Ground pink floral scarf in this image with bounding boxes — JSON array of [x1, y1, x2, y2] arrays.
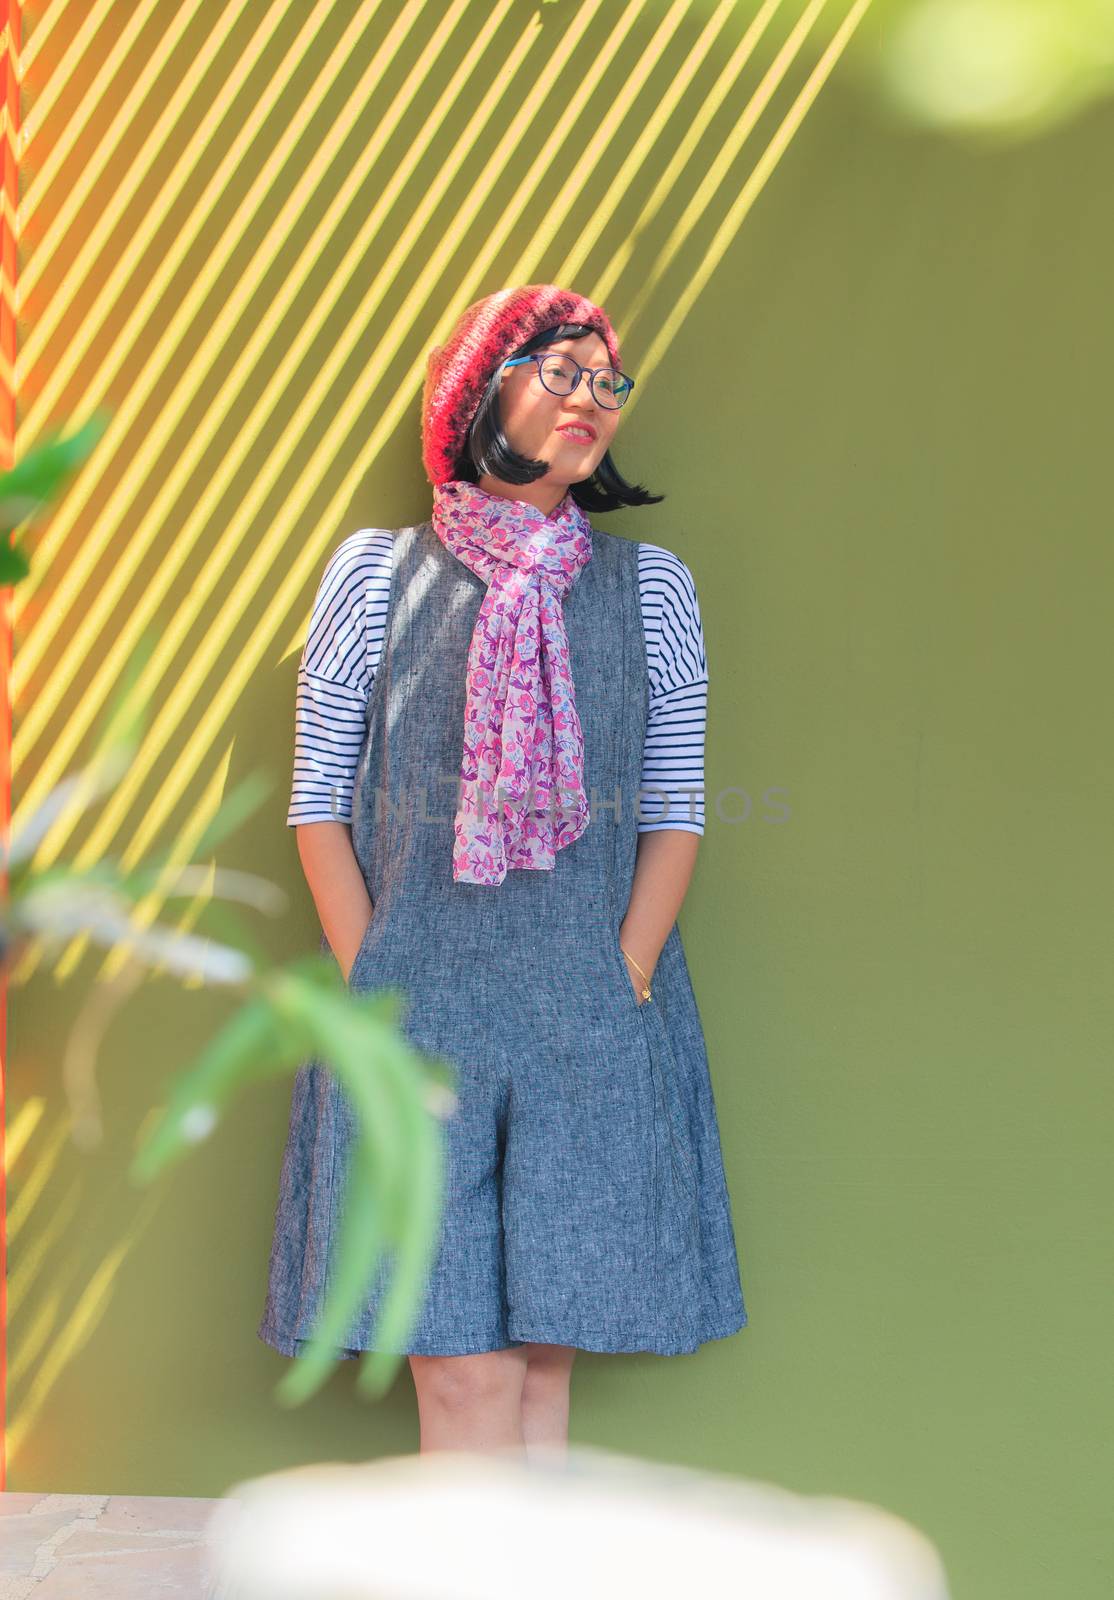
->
[[430, 479, 595, 886]]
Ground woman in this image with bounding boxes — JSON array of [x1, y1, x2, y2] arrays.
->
[[258, 284, 748, 1455]]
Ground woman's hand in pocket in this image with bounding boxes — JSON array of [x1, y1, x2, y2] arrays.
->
[[342, 909, 375, 985], [619, 940, 653, 1007], [295, 825, 377, 985]]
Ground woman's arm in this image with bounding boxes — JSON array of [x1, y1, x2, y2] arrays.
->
[[624, 543, 708, 1001], [620, 829, 700, 1001], [296, 821, 374, 982]]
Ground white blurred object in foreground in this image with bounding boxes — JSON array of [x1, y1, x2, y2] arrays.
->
[[202, 1443, 951, 1600]]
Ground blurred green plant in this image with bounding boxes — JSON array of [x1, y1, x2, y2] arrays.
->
[[1, 415, 453, 1405], [855, 0, 1114, 143], [870, 0, 1114, 140]]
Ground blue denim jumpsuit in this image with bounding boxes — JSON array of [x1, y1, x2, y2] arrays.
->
[[257, 518, 748, 1356]]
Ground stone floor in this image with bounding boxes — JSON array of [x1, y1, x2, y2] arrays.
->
[[0, 1491, 226, 1598]]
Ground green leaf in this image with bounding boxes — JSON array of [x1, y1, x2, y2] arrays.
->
[[129, 998, 283, 1183], [188, 772, 276, 858], [274, 999, 445, 1404], [0, 412, 111, 531], [0, 544, 30, 584]]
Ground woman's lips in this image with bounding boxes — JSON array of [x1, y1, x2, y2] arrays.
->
[[556, 426, 595, 443]]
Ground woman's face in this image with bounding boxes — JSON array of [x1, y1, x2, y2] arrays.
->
[[494, 331, 622, 493]]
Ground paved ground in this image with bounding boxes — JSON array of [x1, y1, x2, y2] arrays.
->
[[0, 1491, 225, 1597]]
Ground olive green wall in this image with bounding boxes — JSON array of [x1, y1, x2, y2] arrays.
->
[[10, 6, 1109, 1596]]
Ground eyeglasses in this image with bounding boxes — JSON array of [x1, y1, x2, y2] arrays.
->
[[502, 352, 635, 409]]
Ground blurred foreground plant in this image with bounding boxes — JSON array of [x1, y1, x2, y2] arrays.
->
[[859, 0, 1114, 143], [2, 417, 453, 1405]]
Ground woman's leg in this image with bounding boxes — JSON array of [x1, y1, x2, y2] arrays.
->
[[520, 1342, 577, 1460], [408, 1348, 530, 1454]]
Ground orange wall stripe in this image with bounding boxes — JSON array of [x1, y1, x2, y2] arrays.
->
[[0, 0, 23, 1498]]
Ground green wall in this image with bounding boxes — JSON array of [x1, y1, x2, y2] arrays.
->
[[10, 6, 1110, 1596]]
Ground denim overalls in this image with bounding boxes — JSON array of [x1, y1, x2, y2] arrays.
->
[[258, 519, 748, 1356]]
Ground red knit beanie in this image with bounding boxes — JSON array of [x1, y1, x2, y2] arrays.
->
[[421, 283, 622, 486]]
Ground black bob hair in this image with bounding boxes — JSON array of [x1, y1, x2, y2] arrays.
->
[[450, 322, 665, 514]]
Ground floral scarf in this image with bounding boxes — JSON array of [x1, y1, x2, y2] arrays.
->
[[430, 479, 595, 886]]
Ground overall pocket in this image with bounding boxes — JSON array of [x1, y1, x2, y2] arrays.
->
[[346, 903, 381, 989], [613, 938, 648, 1010], [612, 938, 697, 1201]]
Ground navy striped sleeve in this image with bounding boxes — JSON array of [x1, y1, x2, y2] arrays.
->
[[636, 542, 708, 836], [285, 531, 393, 826]]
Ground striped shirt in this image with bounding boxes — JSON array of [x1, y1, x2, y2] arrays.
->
[[288, 530, 708, 834]]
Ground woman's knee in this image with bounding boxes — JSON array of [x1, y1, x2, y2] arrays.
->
[[408, 1347, 528, 1410], [523, 1342, 577, 1378]]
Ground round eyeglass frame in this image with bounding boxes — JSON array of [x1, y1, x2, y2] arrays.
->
[[501, 352, 635, 409]]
